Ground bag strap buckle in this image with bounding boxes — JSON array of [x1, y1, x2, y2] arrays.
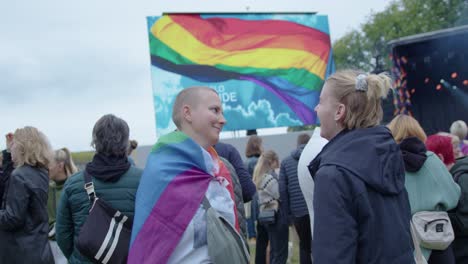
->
[[84, 182, 96, 201]]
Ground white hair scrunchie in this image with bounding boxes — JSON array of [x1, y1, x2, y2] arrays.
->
[[355, 74, 368, 92]]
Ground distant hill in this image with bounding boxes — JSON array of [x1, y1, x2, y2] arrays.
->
[[71, 151, 94, 170]]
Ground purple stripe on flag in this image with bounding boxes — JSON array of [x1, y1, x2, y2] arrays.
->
[[240, 76, 315, 124], [128, 167, 211, 264]]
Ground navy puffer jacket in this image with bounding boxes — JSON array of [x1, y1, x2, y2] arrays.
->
[[279, 144, 309, 219]]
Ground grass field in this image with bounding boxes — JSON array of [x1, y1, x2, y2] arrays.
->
[[248, 226, 301, 264], [71, 151, 94, 164]]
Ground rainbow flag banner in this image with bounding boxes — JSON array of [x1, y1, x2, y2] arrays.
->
[[147, 14, 334, 135]]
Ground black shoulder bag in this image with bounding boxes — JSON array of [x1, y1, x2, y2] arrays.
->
[[76, 171, 133, 264]]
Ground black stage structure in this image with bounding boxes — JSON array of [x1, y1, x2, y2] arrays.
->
[[387, 25, 468, 134]]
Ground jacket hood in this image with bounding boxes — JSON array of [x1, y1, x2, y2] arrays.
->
[[399, 137, 427, 172], [310, 126, 405, 195], [85, 152, 130, 182], [291, 144, 306, 161]]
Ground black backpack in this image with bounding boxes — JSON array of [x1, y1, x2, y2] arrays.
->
[[450, 156, 468, 235]]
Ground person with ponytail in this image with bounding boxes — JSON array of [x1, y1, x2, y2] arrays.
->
[[309, 70, 413, 263], [253, 150, 289, 264], [48, 147, 78, 263]]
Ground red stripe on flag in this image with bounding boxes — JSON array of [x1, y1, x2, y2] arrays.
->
[[170, 14, 331, 62]]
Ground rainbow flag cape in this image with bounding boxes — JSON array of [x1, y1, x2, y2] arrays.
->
[[149, 14, 333, 124], [128, 131, 238, 263]]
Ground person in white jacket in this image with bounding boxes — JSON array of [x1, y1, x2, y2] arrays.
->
[[297, 128, 327, 240]]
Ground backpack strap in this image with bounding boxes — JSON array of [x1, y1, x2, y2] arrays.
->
[[410, 221, 428, 264], [83, 171, 96, 204]]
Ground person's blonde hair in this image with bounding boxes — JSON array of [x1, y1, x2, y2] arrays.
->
[[326, 70, 392, 130], [172, 87, 218, 129], [252, 150, 278, 188], [450, 120, 467, 142], [387, 114, 427, 144], [13, 126, 53, 169], [54, 148, 78, 177]]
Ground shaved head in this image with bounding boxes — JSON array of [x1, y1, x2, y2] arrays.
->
[[172, 87, 218, 129]]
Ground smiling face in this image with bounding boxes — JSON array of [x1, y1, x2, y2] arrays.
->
[[184, 89, 226, 149], [314, 82, 344, 140]]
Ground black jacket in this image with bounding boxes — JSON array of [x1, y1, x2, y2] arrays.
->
[[0, 150, 14, 203], [310, 126, 414, 264], [0, 165, 53, 264], [450, 156, 468, 263]]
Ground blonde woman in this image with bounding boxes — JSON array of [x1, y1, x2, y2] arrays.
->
[[48, 147, 78, 264], [245, 135, 270, 262], [388, 115, 460, 263], [0, 127, 54, 263], [254, 150, 288, 264], [310, 70, 413, 263]]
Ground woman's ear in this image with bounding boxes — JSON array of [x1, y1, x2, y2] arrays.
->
[[334, 103, 346, 122]]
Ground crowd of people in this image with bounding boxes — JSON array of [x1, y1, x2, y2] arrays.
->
[[0, 70, 467, 264]]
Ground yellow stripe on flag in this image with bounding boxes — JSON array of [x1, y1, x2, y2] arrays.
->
[[152, 16, 328, 79]]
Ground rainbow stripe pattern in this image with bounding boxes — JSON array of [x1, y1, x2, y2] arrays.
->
[[128, 131, 237, 263], [148, 14, 334, 125]]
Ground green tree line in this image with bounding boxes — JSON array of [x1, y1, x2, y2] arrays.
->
[[333, 0, 468, 71], [288, 0, 467, 132]]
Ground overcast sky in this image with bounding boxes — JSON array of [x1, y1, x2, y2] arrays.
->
[[0, 0, 391, 151]]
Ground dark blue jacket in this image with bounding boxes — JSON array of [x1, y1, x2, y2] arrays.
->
[[279, 144, 309, 219], [245, 156, 259, 177], [215, 142, 256, 202], [310, 126, 414, 264]]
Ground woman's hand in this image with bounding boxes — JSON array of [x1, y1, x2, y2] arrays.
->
[[5, 133, 13, 151]]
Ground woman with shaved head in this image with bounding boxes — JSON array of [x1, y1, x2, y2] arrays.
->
[[129, 87, 249, 264]]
